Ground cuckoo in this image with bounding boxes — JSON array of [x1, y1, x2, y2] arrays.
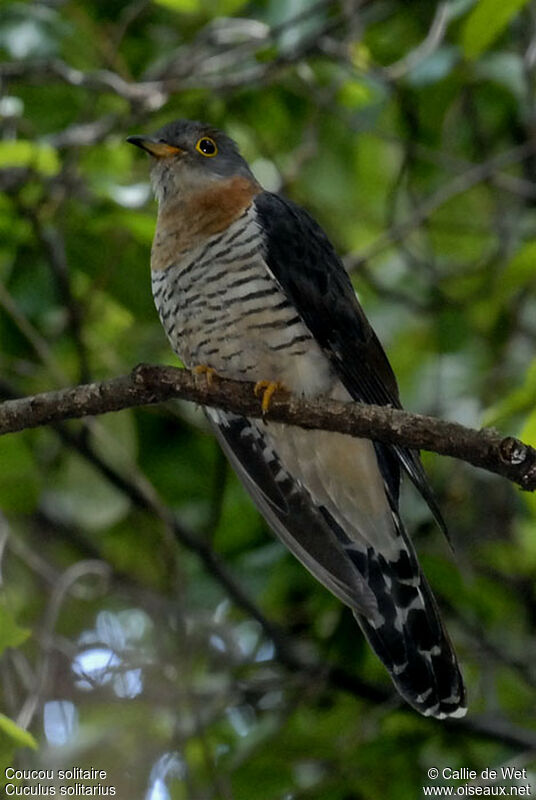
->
[[127, 119, 466, 719]]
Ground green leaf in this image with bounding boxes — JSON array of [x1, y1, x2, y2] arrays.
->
[[0, 605, 30, 655], [44, 448, 130, 532], [154, 0, 247, 12], [483, 358, 536, 426], [520, 411, 536, 447], [43, 412, 137, 531], [519, 408, 536, 517], [153, 0, 202, 11], [462, 0, 531, 60], [337, 79, 374, 110], [0, 436, 41, 512], [0, 141, 59, 176], [0, 715, 37, 750], [500, 241, 536, 295]]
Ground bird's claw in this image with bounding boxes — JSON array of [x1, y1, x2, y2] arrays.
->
[[193, 364, 218, 387], [254, 380, 286, 414]]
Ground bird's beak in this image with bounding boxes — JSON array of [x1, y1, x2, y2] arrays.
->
[[126, 136, 184, 158]]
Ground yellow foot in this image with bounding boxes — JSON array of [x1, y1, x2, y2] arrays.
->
[[193, 364, 218, 387], [254, 380, 286, 413]]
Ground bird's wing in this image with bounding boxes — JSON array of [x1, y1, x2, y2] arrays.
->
[[254, 191, 447, 537], [206, 408, 378, 616]]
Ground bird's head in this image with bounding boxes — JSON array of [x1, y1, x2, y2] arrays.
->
[[127, 119, 257, 205]]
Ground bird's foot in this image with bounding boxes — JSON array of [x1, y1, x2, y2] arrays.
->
[[254, 380, 286, 413], [193, 364, 218, 387]]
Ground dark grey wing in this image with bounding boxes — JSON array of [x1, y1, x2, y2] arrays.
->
[[255, 191, 447, 537], [205, 408, 378, 615]]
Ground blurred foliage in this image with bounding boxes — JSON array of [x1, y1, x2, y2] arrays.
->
[[1, 0, 536, 798]]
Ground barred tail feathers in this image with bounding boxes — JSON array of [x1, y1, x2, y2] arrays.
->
[[348, 540, 466, 719]]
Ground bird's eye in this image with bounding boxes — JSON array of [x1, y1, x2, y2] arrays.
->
[[195, 137, 218, 157]]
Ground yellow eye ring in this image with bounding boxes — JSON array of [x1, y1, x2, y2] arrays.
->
[[195, 137, 218, 157]]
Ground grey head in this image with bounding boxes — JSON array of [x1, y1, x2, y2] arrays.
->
[[127, 119, 257, 205]]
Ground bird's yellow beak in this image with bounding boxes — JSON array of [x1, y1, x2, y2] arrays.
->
[[127, 136, 184, 158]]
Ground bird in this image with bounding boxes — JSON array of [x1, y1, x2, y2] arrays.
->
[[127, 119, 466, 719]]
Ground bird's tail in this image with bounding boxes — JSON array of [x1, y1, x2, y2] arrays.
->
[[348, 536, 466, 719]]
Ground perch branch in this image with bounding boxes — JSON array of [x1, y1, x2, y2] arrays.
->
[[0, 364, 535, 491]]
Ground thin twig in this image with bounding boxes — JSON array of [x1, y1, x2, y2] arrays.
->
[[0, 282, 67, 386], [20, 207, 90, 383], [383, 2, 451, 80], [345, 143, 536, 268], [16, 560, 111, 731]]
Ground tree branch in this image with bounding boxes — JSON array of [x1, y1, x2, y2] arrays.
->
[[0, 364, 535, 491]]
